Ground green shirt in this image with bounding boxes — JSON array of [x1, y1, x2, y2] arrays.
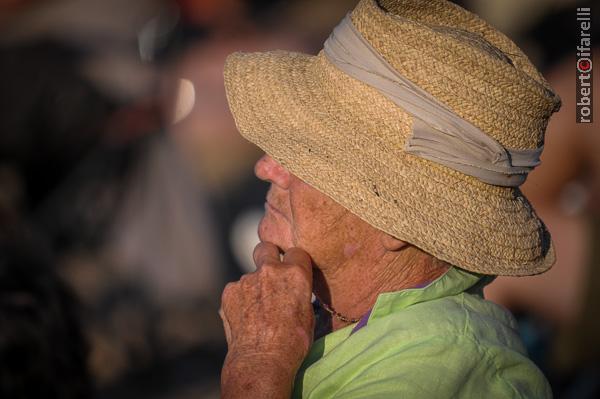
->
[[293, 267, 552, 398]]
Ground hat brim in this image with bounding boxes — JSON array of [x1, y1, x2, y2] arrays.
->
[[224, 50, 555, 276]]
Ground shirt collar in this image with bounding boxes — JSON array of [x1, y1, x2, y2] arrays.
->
[[367, 266, 495, 324]]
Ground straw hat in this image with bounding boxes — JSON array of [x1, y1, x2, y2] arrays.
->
[[223, 0, 561, 276]]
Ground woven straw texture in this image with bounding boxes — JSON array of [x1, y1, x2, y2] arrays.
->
[[223, 0, 561, 276]]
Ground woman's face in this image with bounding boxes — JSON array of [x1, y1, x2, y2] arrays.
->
[[254, 154, 377, 268]]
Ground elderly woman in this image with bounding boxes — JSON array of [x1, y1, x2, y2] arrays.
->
[[219, 0, 561, 397]]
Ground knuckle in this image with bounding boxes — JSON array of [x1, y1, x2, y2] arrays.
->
[[251, 244, 262, 262], [221, 282, 237, 303], [239, 272, 257, 287], [258, 263, 277, 276], [288, 265, 307, 280], [286, 247, 311, 263]]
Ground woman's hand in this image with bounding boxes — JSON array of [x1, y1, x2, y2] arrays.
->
[[220, 242, 315, 398]]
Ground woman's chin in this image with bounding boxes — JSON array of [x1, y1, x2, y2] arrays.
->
[[258, 220, 292, 251]]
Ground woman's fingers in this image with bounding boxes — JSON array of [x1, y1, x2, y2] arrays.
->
[[282, 247, 313, 281], [253, 241, 281, 269]]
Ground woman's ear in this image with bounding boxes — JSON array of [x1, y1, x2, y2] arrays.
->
[[380, 233, 408, 251]]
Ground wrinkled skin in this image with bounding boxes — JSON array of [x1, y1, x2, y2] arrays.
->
[[219, 155, 448, 398], [220, 242, 314, 398], [220, 155, 328, 398]]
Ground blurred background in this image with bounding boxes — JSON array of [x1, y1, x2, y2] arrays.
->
[[0, 0, 597, 398]]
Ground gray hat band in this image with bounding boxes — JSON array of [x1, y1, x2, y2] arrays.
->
[[323, 14, 542, 187]]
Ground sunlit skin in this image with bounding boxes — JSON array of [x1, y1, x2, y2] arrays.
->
[[255, 154, 374, 275], [220, 154, 450, 398]]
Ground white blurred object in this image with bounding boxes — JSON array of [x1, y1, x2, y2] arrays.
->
[[172, 78, 196, 125], [230, 208, 262, 273]]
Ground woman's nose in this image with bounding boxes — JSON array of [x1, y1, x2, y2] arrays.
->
[[254, 154, 291, 189]]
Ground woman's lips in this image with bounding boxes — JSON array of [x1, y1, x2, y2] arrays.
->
[[265, 201, 281, 214], [265, 201, 289, 222]]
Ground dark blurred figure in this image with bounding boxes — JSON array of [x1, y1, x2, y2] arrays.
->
[[0, 233, 91, 399], [0, 1, 225, 397]]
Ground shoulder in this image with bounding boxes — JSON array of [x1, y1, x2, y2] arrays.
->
[[300, 294, 552, 398]]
